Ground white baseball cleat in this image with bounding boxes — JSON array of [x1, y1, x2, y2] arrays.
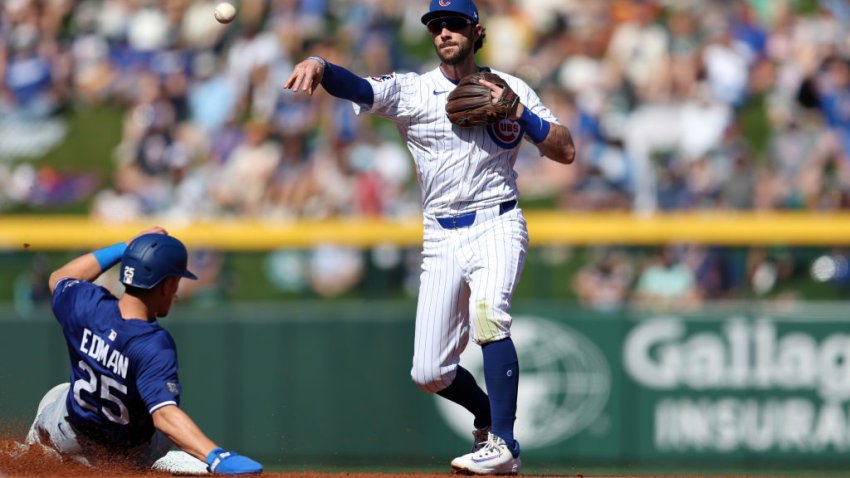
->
[[451, 433, 521, 475], [471, 426, 491, 452]]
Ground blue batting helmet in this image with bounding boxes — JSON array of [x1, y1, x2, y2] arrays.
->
[[120, 234, 198, 289]]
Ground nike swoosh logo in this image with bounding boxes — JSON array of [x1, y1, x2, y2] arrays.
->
[[433, 90, 449, 95], [472, 455, 502, 463]]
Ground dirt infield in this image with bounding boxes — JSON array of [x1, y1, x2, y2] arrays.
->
[[0, 440, 685, 478], [0, 440, 455, 478], [3, 439, 825, 478], [0, 439, 573, 478], [0, 438, 500, 478], [0, 439, 142, 477]]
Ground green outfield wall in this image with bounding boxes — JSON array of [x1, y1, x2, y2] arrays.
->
[[3, 301, 850, 468]]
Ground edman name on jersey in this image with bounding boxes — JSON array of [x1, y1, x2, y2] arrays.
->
[[80, 328, 129, 379]]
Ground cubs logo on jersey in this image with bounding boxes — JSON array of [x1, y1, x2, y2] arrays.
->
[[487, 119, 524, 149]]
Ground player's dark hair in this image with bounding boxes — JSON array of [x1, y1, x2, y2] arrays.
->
[[474, 25, 486, 53], [123, 284, 149, 297], [124, 279, 170, 298]]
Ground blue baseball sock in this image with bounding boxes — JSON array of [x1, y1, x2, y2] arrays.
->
[[437, 366, 491, 429], [482, 338, 519, 456]]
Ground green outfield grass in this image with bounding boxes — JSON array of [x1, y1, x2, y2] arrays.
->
[[4, 104, 123, 215]]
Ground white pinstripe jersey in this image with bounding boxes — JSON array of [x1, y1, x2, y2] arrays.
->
[[352, 66, 558, 217]]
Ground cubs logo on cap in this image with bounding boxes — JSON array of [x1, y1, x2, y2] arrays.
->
[[421, 0, 479, 25]]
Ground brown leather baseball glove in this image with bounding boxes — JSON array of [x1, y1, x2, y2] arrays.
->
[[445, 71, 520, 127]]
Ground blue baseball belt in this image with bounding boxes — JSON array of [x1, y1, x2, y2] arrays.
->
[[436, 200, 517, 229]]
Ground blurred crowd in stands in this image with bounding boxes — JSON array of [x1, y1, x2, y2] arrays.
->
[[5, 0, 850, 307]]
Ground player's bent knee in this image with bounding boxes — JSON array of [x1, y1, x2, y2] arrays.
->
[[474, 331, 511, 345], [470, 299, 512, 344], [410, 369, 451, 393], [471, 316, 511, 344], [36, 383, 70, 416]]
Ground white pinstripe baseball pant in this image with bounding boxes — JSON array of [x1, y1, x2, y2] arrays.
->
[[411, 205, 528, 393]]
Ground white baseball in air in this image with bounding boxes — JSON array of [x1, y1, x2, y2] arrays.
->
[[214, 2, 236, 24]]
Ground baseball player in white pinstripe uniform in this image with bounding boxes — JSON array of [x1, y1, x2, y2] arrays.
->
[[285, 0, 575, 474]]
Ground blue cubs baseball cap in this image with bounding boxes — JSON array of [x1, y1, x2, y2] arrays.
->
[[120, 234, 198, 289], [421, 0, 480, 25]]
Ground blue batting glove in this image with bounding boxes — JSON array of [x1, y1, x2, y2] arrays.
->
[[205, 448, 263, 475]]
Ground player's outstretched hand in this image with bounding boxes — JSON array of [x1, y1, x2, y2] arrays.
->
[[205, 448, 263, 475], [283, 57, 325, 96]]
